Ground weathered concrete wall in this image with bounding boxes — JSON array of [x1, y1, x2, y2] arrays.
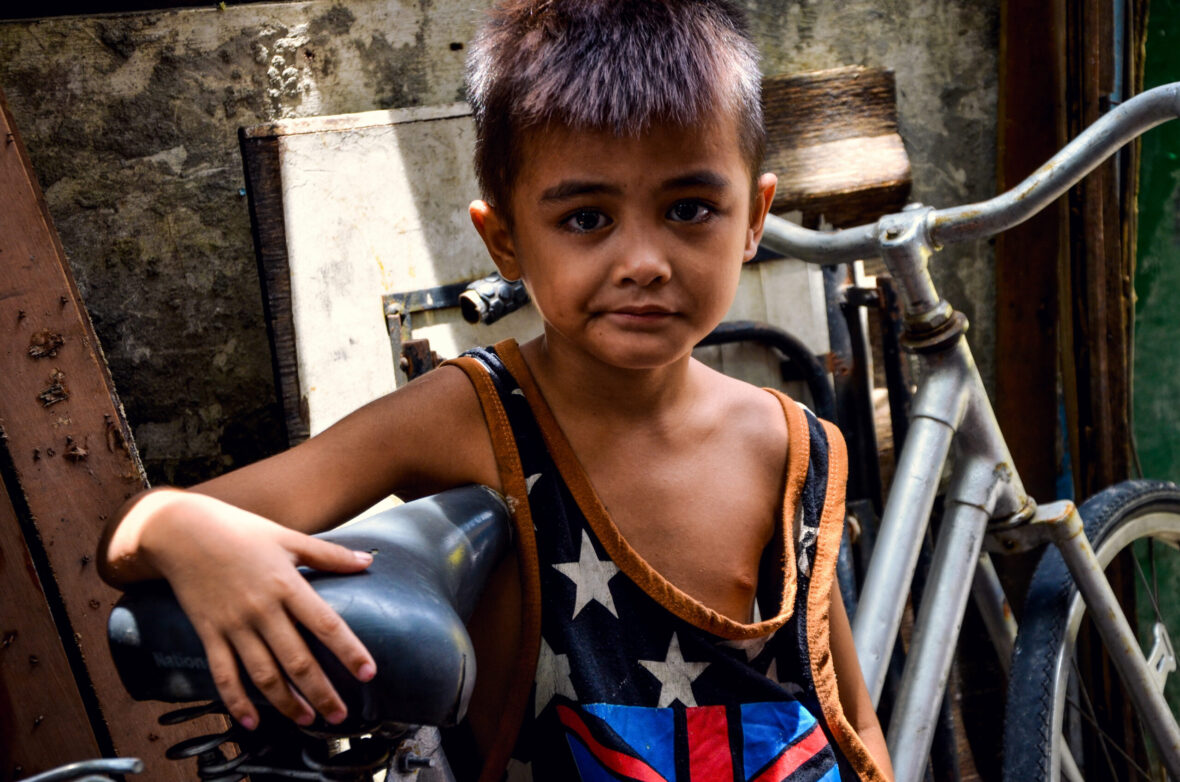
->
[[0, 0, 998, 485]]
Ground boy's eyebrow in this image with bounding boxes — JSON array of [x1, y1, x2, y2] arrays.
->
[[539, 180, 623, 202], [661, 170, 731, 190]]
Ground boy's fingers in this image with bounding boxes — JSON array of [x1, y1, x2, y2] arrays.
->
[[229, 628, 316, 726], [291, 535, 373, 573], [287, 583, 377, 684], [203, 636, 258, 730], [256, 609, 347, 724]]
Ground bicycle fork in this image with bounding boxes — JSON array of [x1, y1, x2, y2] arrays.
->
[[991, 501, 1180, 779]]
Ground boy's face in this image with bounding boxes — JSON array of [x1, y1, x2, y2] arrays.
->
[[470, 111, 777, 371]]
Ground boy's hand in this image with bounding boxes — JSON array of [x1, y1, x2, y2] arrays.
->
[[134, 491, 377, 729]]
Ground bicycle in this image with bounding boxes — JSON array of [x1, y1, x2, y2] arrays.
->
[[106, 82, 1180, 782], [757, 80, 1180, 782]]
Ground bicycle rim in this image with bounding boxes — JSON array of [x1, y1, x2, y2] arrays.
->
[[1004, 480, 1180, 782]]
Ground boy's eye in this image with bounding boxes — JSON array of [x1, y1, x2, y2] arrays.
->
[[562, 209, 611, 233], [667, 200, 713, 223]]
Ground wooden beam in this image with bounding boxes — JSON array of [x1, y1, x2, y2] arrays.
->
[[0, 85, 220, 778], [995, 0, 1066, 501], [0, 476, 102, 778], [763, 67, 911, 227], [1062, 0, 1135, 498]]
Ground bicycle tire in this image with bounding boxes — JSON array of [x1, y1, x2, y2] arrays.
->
[[1003, 479, 1180, 781]]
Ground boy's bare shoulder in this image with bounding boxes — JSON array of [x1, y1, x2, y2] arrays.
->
[[694, 361, 791, 456]]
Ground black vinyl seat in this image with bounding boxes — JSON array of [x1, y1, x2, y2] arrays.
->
[[107, 484, 511, 735]]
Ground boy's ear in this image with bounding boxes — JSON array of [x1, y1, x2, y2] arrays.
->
[[743, 172, 779, 263], [469, 200, 522, 281]]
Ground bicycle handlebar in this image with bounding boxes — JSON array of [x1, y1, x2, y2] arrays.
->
[[760, 81, 1180, 264]]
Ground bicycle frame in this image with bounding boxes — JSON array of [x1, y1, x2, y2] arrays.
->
[[759, 81, 1180, 782]]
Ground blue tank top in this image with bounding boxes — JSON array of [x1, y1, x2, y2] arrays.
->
[[447, 341, 885, 782]]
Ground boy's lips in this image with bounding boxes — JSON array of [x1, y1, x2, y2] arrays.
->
[[609, 305, 675, 316]]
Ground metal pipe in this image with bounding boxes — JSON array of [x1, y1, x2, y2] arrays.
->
[[853, 415, 957, 703], [929, 82, 1180, 245], [1045, 501, 1180, 777], [759, 215, 877, 265], [887, 497, 993, 782], [18, 759, 144, 782], [970, 552, 1017, 674]]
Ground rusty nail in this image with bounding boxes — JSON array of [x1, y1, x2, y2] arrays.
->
[[46, 448, 55, 457], [17, 309, 25, 320], [148, 733, 160, 742], [79, 554, 91, 568], [32, 448, 39, 461], [88, 599, 101, 610], [28, 654, 38, 667], [59, 295, 67, 307], [5, 132, 13, 145], [32, 715, 43, 729], [1, 630, 16, 649]]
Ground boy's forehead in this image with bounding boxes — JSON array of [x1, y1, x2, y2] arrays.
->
[[516, 112, 748, 187]]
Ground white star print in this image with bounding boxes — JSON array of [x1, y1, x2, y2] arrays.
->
[[764, 658, 805, 697], [639, 632, 710, 708], [797, 524, 818, 576], [534, 637, 577, 716], [722, 633, 773, 662], [505, 758, 532, 781], [526, 473, 542, 494], [553, 531, 620, 618]]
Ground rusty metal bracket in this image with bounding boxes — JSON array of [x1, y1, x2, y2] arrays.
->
[[984, 498, 1061, 554], [399, 339, 442, 381]]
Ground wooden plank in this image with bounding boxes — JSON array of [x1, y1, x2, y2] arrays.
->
[[0, 476, 103, 778], [0, 85, 220, 779], [763, 67, 911, 227], [994, 0, 1066, 501], [1061, 0, 1134, 498], [241, 132, 308, 446]]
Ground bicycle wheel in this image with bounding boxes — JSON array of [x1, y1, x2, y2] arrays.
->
[[1003, 479, 1180, 781]]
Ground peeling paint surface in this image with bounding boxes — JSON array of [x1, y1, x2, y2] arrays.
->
[[0, 0, 997, 484]]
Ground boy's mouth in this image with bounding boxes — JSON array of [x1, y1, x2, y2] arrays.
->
[[611, 305, 674, 317]]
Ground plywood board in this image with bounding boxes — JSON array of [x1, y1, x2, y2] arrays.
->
[[0, 85, 219, 779]]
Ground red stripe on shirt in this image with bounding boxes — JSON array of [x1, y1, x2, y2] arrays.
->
[[686, 705, 735, 780], [749, 724, 831, 782], [556, 704, 670, 782]]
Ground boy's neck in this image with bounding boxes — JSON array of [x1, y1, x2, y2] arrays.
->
[[519, 335, 699, 424]]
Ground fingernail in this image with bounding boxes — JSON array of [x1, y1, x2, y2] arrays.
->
[[357, 662, 376, 681], [327, 708, 347, 725], [353, 550, 373, 565], [239, 714, 257, 731]]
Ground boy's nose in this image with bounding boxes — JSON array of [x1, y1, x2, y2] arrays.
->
[[614, 240, 672, 287]]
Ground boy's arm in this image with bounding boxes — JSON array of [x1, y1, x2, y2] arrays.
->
[[99, 364, 501, 730], [830, 583, 896, 781]]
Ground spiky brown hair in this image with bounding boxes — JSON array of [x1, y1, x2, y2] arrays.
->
[[466, 0, 765, 219]]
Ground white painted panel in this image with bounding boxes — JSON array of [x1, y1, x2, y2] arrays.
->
[[276, 104, 541, 435]]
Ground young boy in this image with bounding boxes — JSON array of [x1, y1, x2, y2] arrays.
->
[[100, 1, 893, 779]]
